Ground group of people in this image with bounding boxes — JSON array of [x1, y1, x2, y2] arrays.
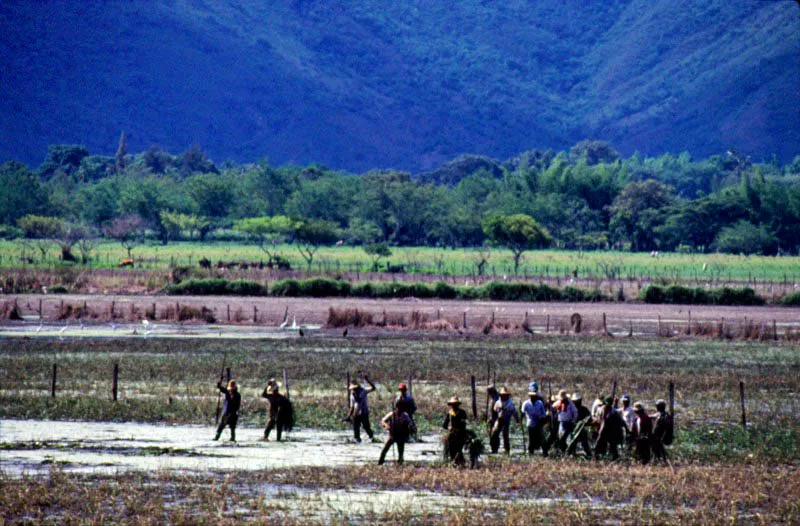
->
[[211, 376, 673, 468], [482, 382, 674, 465]]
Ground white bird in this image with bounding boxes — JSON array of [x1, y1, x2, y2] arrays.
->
[[80, 320, 85, 330], [59, 325, 67, 334], [279, 317, 289, 329], [142, 319, 150, 327], [36, 323, 43, 333], [111, 322, 117, 331], [291, 317, 298, 330]]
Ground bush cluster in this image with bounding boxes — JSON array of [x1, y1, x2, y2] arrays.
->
[[165, 278, 268, 296], [781, 292, 800, 306], [167, 277, 609, 302], [638, 284, 765, 305]]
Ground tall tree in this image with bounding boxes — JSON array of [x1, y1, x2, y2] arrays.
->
[[482, 214, 551, 274]]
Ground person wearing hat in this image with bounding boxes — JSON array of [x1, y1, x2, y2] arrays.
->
[[651, 399, 673, 463], [378, 404, 415, 466], [213, 379, 241, 442], [262, 379, 292, 441], [631, 402, 653, 465], [594, 395, 626, 460], [521, 389, 548, 456], [567, 393, 593, 458], [551, 389, 578, 454], [347, 375, 376, 443], [490, 387, 520, 455], [528, 381, 539, 394], [442, 396, 468, 466]]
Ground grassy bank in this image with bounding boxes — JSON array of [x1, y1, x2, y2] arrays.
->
[[3, 240, 800, 282]]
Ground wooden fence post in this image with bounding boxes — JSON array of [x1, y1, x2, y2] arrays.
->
[[407, 374, 413, 398], [668, 381, 675, 419], [227, 305, 231, 322], [112, 363, 119, 401], [346, 372, 351, 407], [463, 311, 468, 329], [253, 305, 258, 323], [546, 315, 550, 333], [471, 375, 478, 419], [739, 380, 747, 429], [39, 299, 43, 320], [51, 363, 57, 399], [773, 320, 778, 341]]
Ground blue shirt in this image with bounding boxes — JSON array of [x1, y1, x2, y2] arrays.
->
[[521, 398, 546, 428]]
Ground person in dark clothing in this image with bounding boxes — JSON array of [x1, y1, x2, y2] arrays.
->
[[490, 387, 519, 455], [347, 376, 376, 443], [378, 405, 414, 465], [486, 385, 501, 453], [631, 402, 653, 465], [442, 396, 468, 466], [651, 399, 673, 463], [262, 380, 292, 441], [214, 380, 241, 442], [594, 396, 626, 460], [568, 393, 593, 458], [393, 382, 417, 420]]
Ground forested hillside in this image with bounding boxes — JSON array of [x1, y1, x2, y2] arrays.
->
[[0, 1, 798, 171], [2, 142, 799, 256]]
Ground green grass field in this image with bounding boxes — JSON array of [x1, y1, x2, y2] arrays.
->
[[3, 240, 799, 283]]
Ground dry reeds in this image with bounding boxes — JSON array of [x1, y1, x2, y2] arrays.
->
[[0, 300, 23, 320], [326, 307, 374, 328]]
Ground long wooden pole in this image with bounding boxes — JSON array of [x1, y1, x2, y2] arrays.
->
[[471, 375, 478, 419], [51, 363, 57, 399], [739, 381, 747, 429], [112, 363, 119, 402], [283, 369, 290, 401]]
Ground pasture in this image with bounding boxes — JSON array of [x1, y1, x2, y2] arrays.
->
[[1, 334, 798, 523]]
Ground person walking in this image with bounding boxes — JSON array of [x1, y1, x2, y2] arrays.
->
[[486, 385, 501, 453], [442, 396, 469, 466], [568, 393, 593, 458], [552, 389, 578, 454], [490, 387, 519, 455], [651, 399, 674, 463], [521, 389, 548, 456], [378, 405, 415, 465], [631, 402, 653, 465], [262, 380, 292, 441], [594, 396, 626, 460], [347, 376, 376, 443], [213, 380, 241, 442]]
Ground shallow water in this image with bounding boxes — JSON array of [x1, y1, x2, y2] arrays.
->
[[0, 419, 441, 476]]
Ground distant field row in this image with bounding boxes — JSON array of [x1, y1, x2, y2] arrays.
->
[[3, 241, 800, 282]]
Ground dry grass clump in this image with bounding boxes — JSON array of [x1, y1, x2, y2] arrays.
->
[[326, 307, 374, 328], [0, 299, 23, 320], [55, 302, 98, 320]]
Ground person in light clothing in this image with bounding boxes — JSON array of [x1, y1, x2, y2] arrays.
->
[[521, 390, 548, 456]]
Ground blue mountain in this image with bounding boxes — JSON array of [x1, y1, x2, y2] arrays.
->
[[1, 1, 798, 172]]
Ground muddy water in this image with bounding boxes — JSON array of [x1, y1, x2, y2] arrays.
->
[[0, 419, 442, 476]]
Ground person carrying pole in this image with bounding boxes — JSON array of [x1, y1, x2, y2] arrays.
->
[[262, 379, 292, 441], [593, 395, 625, 460], [521, 389, 548, 456], [347, 375, 376, 443], [213, 379, 241, 442], [490, 387, 519, 455], [566, 392, 593, 458], [378, 404, 414, 465]]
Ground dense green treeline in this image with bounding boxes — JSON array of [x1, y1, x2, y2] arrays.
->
[[2, 141, 799, 257]]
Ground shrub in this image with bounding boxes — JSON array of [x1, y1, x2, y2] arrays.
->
[[781, 292, 800, 306], [165, 278, 267, 296], [639, 284, 764, 305], [49, 285, 69, 294], [270, 279, 300, 296]]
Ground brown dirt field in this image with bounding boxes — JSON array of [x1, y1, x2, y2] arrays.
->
[[3, 293, 800, 338]]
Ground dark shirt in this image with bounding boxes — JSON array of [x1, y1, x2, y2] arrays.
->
[[652, 411, 672, 440], [443, 408, 468, 432], [393, 394, 417, 418], [576, 404, 591, 422], [218, 384, 241, 415], [262, 391, 287, 419]]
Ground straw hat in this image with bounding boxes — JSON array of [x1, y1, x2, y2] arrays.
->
[[447, 396, 461, 406], [558, 389, 568, 400], [498, 387, 510, 396], [572, 392, 582, 402], [528, 390, 538, 397]]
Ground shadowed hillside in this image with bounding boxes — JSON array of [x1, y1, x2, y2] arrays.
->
[[0, 0, 798, 171]]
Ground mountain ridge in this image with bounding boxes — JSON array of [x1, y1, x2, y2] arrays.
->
[[0, 0, 798, 172]]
